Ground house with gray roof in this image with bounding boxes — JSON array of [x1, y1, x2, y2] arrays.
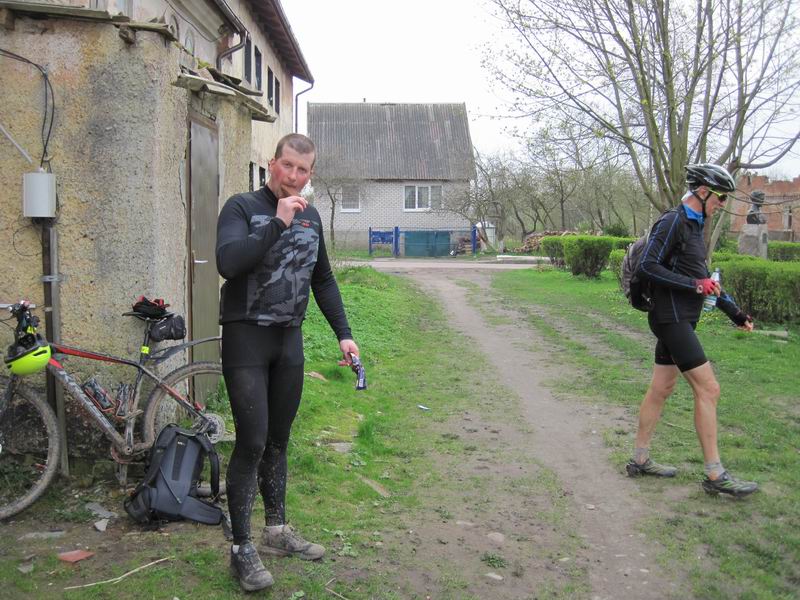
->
[[308, 102, 476, 251]]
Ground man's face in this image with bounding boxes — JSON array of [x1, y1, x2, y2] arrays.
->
[[703, 186, 728, 216], [268, 145, 314, 199]]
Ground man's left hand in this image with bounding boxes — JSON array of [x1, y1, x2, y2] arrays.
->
[[338, 339, 360, 365]]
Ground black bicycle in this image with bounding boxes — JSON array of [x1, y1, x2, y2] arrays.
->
[[0, 300, 227, 520]]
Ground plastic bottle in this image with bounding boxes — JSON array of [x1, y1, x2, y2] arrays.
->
[[702, 268, 721, 312]]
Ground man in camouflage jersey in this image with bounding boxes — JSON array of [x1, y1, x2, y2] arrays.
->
[[216, 133, 360, 592]]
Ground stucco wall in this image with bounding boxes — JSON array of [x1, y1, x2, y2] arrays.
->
[[0, 16, 254, 455], [311, 179, 472, 248]]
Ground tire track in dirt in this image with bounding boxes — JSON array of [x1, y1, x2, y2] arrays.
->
[[401, 267, 686, 600]]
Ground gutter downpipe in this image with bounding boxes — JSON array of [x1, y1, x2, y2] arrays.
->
[[212, 0, 247, 71], [294, 81, 314, 133]]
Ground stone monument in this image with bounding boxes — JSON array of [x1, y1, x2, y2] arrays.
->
[[738, 190, 768, 258]]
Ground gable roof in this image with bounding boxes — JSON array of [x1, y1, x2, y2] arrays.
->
[[242, 0, 313, 83], [308, 103, 475, 181]]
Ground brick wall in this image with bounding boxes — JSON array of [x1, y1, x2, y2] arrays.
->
[[313, 179, 473, 249], [732, 175, 800, 241]]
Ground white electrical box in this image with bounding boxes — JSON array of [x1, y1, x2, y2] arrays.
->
[[23, 170, 57, 218]]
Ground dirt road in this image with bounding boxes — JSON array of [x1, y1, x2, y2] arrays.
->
[[373, 262, 684, 599]]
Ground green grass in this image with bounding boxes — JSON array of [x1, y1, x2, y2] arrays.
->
[[3, 266, 562, 599], [493, 268, 800, 600]]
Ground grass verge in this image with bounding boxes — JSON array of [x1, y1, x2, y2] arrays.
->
[[493, 268, 800, 600]]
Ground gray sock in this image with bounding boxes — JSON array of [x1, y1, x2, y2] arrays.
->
[[704, 461, 724, 479], [634, 448, 650, 465]]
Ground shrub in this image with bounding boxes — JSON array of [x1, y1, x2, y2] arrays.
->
[[609, 249, 625, 287], [711, 253, 760, 264], [718, 258, 800, 324], [541, 237, 566, 269], [563, 236, 614, 278], [603, 222, 630, 237], [768, 242, 800, 262], [608, 236, 636, 250]]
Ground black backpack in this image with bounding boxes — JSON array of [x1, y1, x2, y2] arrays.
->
[[621, 207, 686, 312], [124, 424, 222, 525]]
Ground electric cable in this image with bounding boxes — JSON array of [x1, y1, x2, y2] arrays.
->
[[0, 48, 56, 169]]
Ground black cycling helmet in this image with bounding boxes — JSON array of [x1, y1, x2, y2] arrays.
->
[[685, 163, 736, 193]]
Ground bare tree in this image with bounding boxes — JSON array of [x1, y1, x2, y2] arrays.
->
[[488, 0, 800, 215]]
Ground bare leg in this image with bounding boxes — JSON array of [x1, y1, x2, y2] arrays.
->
[[681, 362, 721, 470], [634, 364, 680, 455]]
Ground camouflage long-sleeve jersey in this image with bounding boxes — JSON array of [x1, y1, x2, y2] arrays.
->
[[215, 187, 352, 341]]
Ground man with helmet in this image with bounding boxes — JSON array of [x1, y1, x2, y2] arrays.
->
[[625, 163, 758, 497]]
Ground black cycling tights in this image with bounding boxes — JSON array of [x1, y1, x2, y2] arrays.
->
[[222, 322, 304, 545]]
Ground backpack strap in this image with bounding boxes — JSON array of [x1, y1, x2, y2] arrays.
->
[[133, 425, 180, 493], [196, 433, 220, 500]]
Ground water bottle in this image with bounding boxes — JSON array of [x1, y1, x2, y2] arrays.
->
[[702, 268, 721, 312]]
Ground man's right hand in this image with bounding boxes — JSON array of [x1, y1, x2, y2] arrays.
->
[[695, 278, 721, 296], [276, 195, 308, 228]]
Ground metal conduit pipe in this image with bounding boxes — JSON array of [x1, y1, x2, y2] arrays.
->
[[294, 81, 314, 133], [212, 0, 247, 71]]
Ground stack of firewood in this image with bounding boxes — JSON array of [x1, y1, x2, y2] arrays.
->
[[515, 231, 578, 253]]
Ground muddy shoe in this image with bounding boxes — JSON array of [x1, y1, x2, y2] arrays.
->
[[625, 458, 677, 478], [260, 524, 325, 560], [702, 471, 758, 497], [230, 542, 274, 592]]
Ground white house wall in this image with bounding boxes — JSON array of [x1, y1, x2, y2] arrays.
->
[[313, 180, 472, 248], [224, 0, 295, 176]]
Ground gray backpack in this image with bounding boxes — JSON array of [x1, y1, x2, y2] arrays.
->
[[124, 424, 222, 525], [621, 208, 685, 312]]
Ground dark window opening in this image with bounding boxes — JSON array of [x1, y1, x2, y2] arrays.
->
[[267, 67, 274, 107], [244, 36, 252, 83], [275, 78, 280, 114], [254, 46, 262, 91], [249, 162, 255, 192], [259, 166, 266, 188]]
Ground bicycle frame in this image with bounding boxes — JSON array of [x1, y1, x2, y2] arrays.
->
[[39, 335, 220, 457]]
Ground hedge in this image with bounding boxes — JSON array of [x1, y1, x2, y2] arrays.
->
[[715, 258, 800, 324], [609, 249, 625, 287], [768, 242, 800, 262], [608, 236, 636, 250], [563, 236, 614, 278], [541, 237, 566, 269]]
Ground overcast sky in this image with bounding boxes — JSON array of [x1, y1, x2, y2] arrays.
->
[[281, 0, 800, 178]]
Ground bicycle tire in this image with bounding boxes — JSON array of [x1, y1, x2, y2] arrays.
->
[[142, 362, 226, 444], [0, 377, 62, 520]]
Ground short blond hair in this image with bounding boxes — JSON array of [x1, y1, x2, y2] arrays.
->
[[275, 133, 316, 166]]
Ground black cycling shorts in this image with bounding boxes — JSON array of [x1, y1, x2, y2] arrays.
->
[[647, 315, 708, 372]]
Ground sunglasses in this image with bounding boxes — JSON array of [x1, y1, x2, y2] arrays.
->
[[709, 190, 728, 203]]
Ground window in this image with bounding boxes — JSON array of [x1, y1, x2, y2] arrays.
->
[[785, 205, 793, 230], [404, 185, 442, 210], [248, 162, 255, 192], [254, 46, 262, 91], [341, 185, 360, 211], [259, 166, 266, 188], [274, 78, 280, 114], [244, 36, 252, 83], [267, 68, 274, 107]]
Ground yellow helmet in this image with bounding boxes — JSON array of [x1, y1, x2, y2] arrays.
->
[[4, 335, 52, 376]]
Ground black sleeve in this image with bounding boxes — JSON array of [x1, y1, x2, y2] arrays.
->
[[215, 196, 286, 280], [637, 211, 697, 291], [311, 224, 353, 341], [717, 292, 749, 325]]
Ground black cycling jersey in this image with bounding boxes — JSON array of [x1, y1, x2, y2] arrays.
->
[[216, 187, 352, 341], [638, 204, 747, 325]]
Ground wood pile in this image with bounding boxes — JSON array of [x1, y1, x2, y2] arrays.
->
[[514, 231, 578, 253]]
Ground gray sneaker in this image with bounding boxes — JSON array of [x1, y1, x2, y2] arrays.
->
[[230, 542, 274, 592], [626, 458, 677, 478], [260, 524, 325, 560]]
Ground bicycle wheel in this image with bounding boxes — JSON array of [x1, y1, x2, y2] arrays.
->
[[0, 377, 61, 520], [142, 362, 228, 444]]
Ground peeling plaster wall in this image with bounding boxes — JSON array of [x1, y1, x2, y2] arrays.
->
[[0, 16, 253, 455]]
